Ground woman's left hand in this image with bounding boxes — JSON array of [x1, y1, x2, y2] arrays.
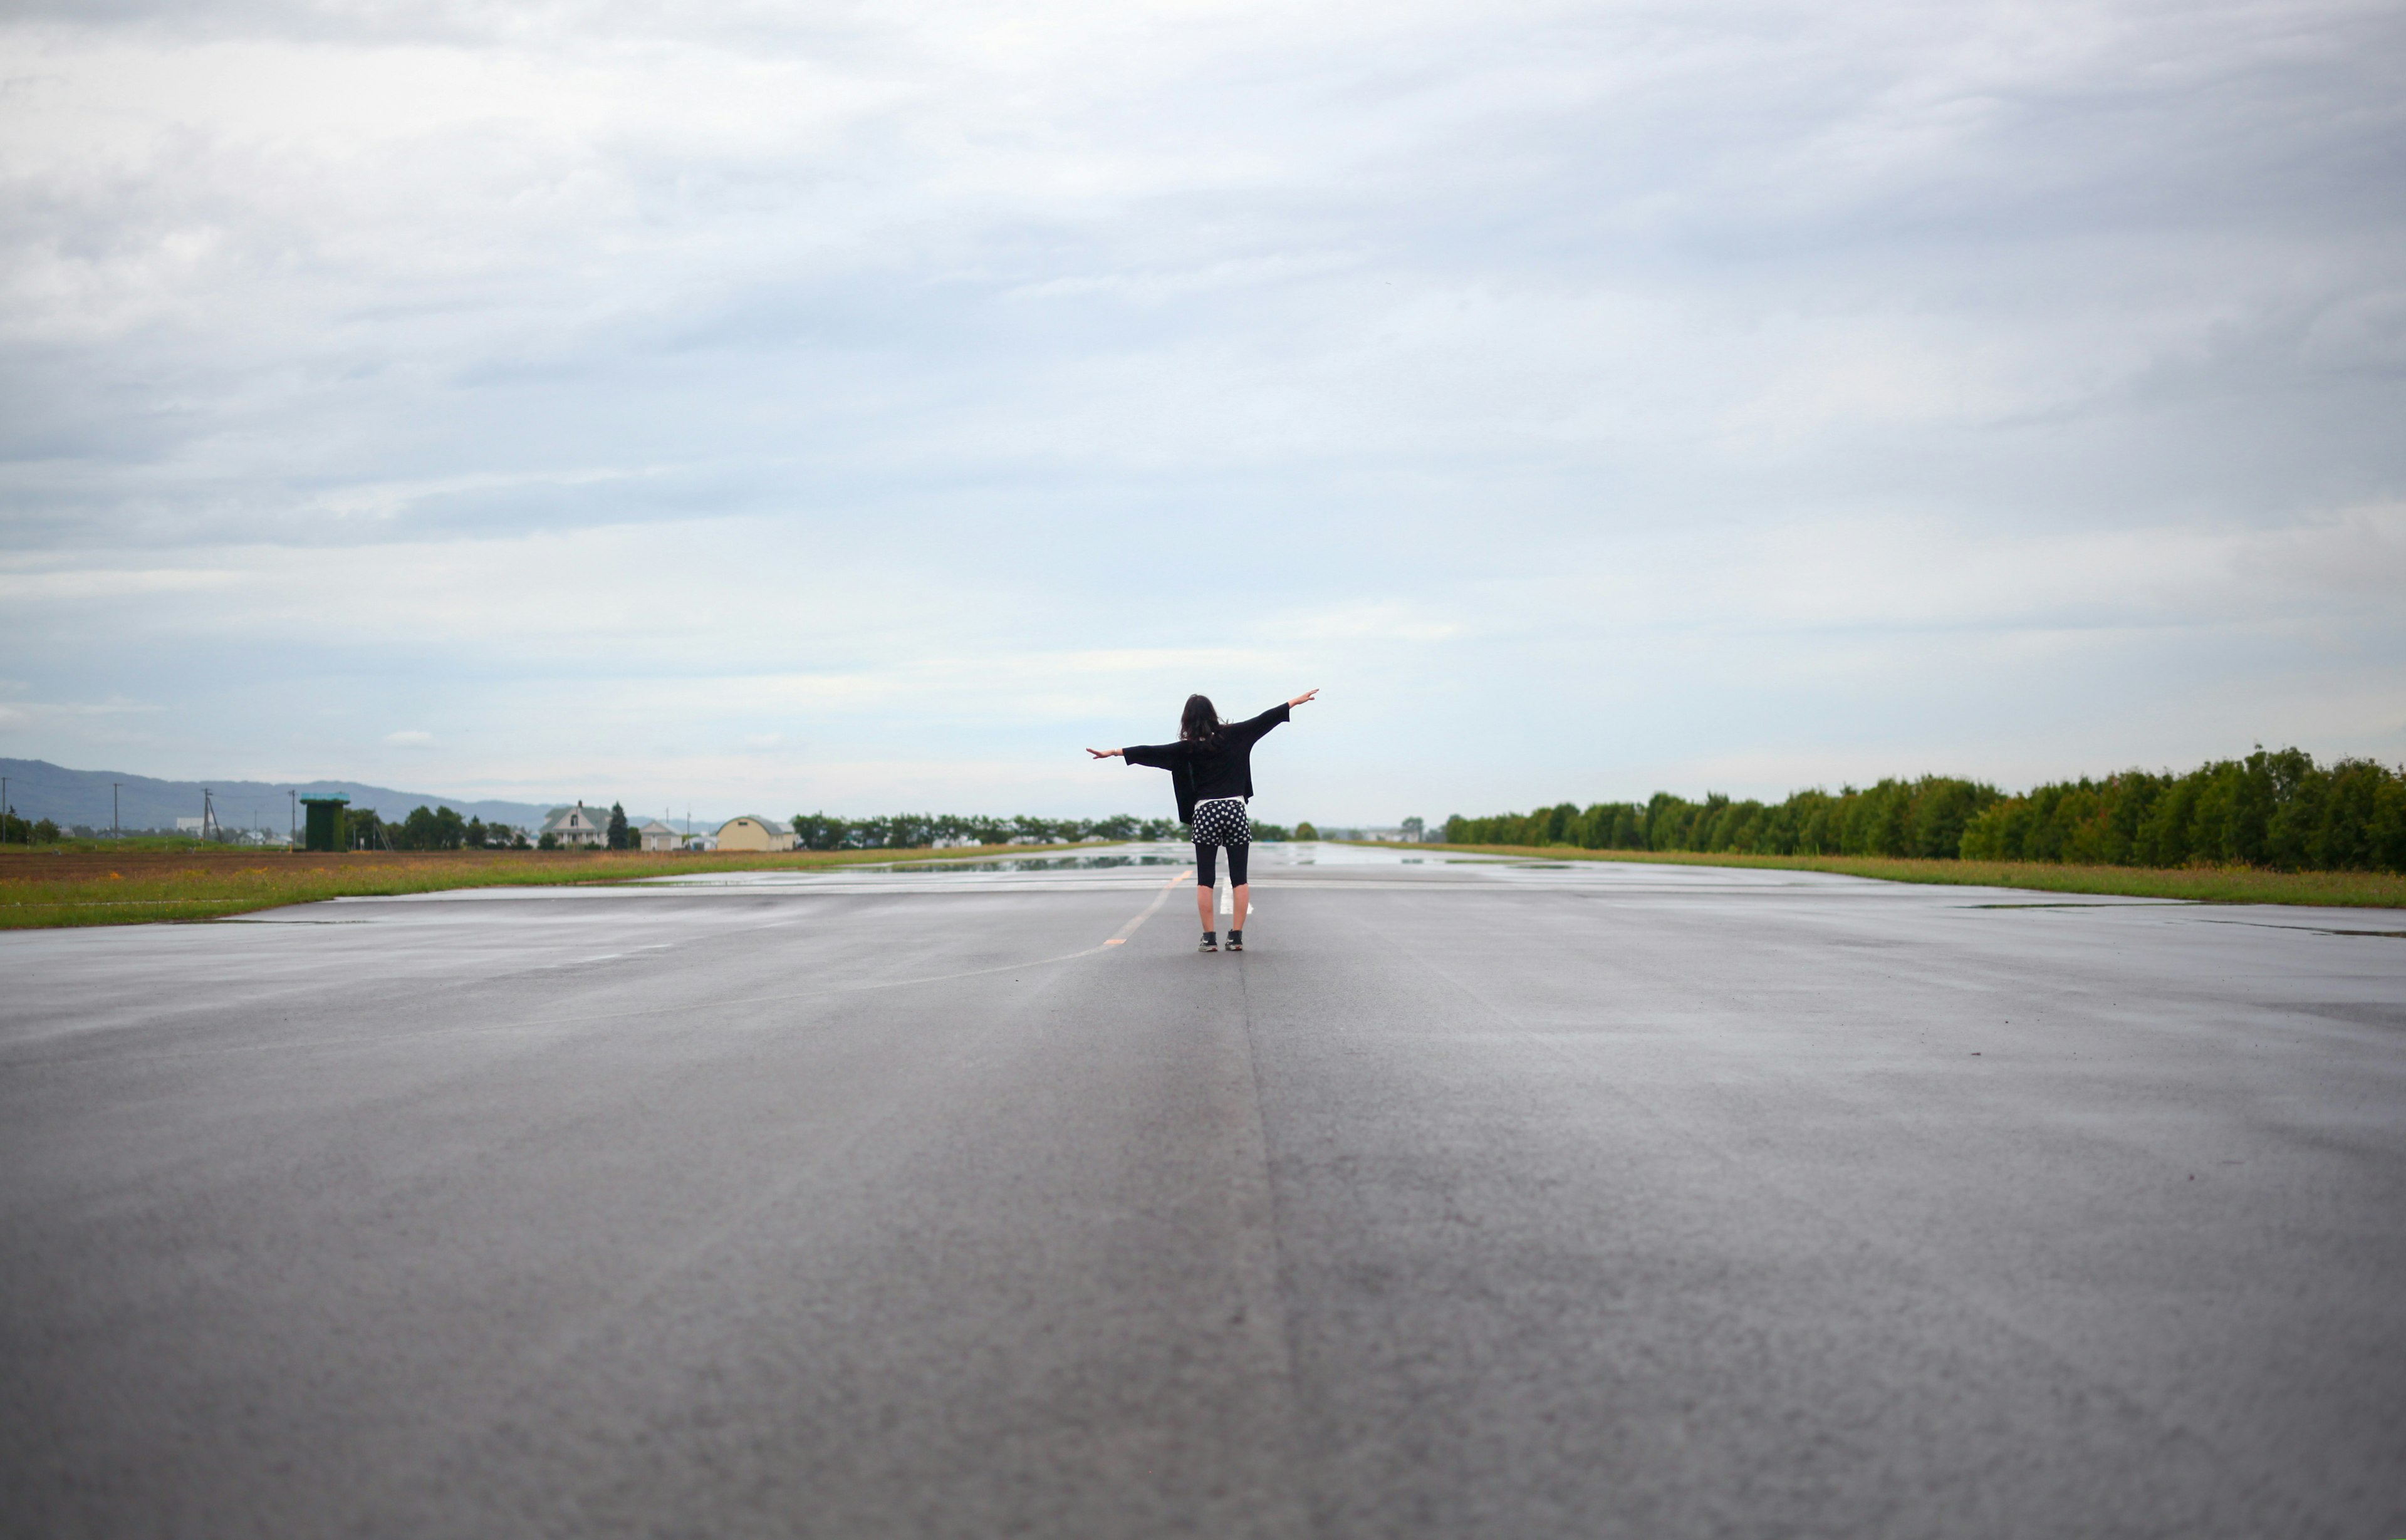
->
[[1289, 688, 1320, 707]]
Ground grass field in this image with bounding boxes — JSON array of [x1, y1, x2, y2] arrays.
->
[[1412, 843, 2406, 908], [0, 844, 1083, 929]]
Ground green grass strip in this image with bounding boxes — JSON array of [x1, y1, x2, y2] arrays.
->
[[0, 844, 1089, 930]]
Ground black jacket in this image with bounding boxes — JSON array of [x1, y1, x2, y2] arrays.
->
[[1123, 704, 1290, 825]]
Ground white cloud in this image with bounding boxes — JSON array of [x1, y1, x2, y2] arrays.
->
[[0, 566, 244, 600]]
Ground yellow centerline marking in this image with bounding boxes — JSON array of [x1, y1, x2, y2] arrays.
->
[[1106, 866, 1192, 945]]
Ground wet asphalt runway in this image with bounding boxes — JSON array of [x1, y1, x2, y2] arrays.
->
[[3, 843, 2402, 1539]]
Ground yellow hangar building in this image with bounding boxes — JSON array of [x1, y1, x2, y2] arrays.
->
[[715, 814, 796, 852]]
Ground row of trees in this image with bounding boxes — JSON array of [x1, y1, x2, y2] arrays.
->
[[1, 799, 1304, 855], [1955, 747, 2406, 870], [326, 803, 1286, 855], [348, 806, 533, 851], [1445, 776, 2002, 861], [2, 810, 63, 843], [1440, 748, 2406, 873]]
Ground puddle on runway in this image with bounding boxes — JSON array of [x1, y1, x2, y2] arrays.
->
[[793, 841, 1529, 876], [874, 853, 1192, 874], [338, 840, 1967, 903], [625, 840, 1526, 889], [620, 840, 1888, 894]]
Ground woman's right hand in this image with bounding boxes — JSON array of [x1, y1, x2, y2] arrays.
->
[[1288, 688, 1320, 707], [1086, 747, 1121, 759]]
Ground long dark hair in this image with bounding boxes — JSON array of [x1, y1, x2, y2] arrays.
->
[[1180, 694, 1223, 744]]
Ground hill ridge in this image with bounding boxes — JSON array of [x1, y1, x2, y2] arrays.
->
[[0, 758, 559, 834]]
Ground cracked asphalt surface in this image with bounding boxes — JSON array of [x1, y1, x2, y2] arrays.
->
[[4, 843, 2402, 1538]]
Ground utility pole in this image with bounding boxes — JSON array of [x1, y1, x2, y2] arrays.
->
[[3, 774, 9, 843], [289, 790, 297, 851], [112, 783, 121, 840]]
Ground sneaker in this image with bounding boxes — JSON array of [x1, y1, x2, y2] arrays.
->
[[1199, 932, 1219, 952]]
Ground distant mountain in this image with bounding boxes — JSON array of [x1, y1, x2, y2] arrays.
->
[[0, 759, 558, 835]]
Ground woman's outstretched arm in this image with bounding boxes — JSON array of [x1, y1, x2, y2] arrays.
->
[[1288, 688, 1320, 708], [1086, 747, 1122, 759]]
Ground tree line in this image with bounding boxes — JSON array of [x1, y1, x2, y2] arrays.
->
[[4, 799, 1312, 854], [2, 810, 63, 843], [1956, 747, 2405, 870], [1445, 777, 2000, 860], [338, 806, 1259, 852], [1441, 747, 2406, 873], [348, 806, 533, 851]]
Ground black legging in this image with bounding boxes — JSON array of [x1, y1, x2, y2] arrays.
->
[[1194, 839, 1249, 888]]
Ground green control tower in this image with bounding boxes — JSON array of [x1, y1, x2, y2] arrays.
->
[[300, 794, 350, 852]]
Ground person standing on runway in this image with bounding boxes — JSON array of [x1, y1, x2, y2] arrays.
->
[[1089, 688, 1318, 953]]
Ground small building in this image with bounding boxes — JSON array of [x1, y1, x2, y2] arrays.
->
[[299, 793, 349, 852], [637, 819, 681, 853], [716, 814, 795, 852], [541, 801, 610, 848]]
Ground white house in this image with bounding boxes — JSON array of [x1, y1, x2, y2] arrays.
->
[[637, 819, 682, 853], [540, 802, 610, 848], [716, 814, 796, 853]]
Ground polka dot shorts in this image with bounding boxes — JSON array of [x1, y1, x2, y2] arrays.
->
[[1192, 796, 1251, 888]]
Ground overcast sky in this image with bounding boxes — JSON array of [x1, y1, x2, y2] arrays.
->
[[3, 0, 2401, 826]]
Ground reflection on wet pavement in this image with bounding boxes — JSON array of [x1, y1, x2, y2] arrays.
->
[[338, 840, 2190, 905], [732, 841, 1533, 876], [617, 841, 1909, 893], [875, 853, 1192, 873]]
